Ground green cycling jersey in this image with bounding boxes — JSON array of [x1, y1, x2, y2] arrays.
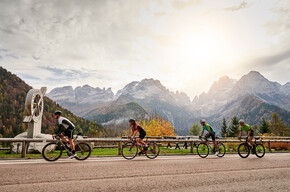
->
[[203, 124, 215, 134], [240, 124, 251, 132]]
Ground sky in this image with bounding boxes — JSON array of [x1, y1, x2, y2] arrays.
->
[[0, 0, 289, 99]]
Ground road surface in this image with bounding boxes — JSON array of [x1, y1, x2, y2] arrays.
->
[[0, 153, 289, 192]]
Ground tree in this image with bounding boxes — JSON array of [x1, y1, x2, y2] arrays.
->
[[221, 118, 228, 137], [189, 123, 202, 136], [259, 117, 270, 134], [139, 115, 175, 137], [269, 112, 288, 136], [228, 116, 239, 137], [251, 124, 258, 134]]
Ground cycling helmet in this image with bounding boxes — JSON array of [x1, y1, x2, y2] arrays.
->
[[200, 119, 206, 123], [54, 110, 62, 116], [239, 119, 245, 124], [129, 119, 135, 123]]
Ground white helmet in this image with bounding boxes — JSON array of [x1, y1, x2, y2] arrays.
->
[[239, 119, 245, 124], [200, 119, 206, 123]]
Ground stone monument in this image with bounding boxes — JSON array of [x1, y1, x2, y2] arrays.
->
[[11, 87, 52, 153]]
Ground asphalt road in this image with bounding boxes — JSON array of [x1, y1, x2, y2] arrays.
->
[[0, 153, 289, 192]]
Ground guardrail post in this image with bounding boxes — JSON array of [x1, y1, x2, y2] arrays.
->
[[118, 141, 122, 155], [268, 141, 272, 152], [21, 141, 26, 158], [190, 141, 194, 153]]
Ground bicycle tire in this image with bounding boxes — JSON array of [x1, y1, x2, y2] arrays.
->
[[197, 142, 209, 158], [238, 143, 250, 158], [145, 142, 160, 159], [217, 142, 226, 158], [255, 143, 265, 158], [42, 143, 63, 161], [122, 142, 138, 160], [75, 142, 92, 160]]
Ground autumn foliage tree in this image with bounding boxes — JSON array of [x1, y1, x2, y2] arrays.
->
[[138, 115, 175, 137]]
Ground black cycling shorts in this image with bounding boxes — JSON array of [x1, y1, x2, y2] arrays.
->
[[139, 131, 146, 139], [205, 133, 216, 141], [62, 127, 75, 139]]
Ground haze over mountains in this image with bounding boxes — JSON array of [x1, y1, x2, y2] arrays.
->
[[47, 71, 290, 134]]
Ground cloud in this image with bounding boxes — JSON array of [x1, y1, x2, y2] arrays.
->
[[223, 1, 253, 12], [171, 0, 202, 10], [18, 74, 41, 81], [247, 48, 290, 69]]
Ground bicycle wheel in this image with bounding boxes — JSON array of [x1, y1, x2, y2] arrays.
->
[[145, 142, 160, 159], [238, 143, 250, 158], [197, 143, 209, 158], [255, 144, 265, 158], [75, 142, 92, 160], [217, 142, 226, 158], [122, 142, 138, 160], [42, 143, 63, 161]]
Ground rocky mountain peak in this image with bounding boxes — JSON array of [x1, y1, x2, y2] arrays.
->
[[234, 71, 280, 94], [208, 76, 236, 95]]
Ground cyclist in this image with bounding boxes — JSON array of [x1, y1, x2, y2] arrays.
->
[[129, 119, 148, 154], [52, 110, 76, 159], [238, 119, 255, 153], [199, 119, 219, 156]]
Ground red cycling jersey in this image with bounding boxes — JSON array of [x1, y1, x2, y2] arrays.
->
[[132, 124, 145, 133]]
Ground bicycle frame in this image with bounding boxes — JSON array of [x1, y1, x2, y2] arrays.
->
[[240, 137, 261, 151], [200, 138, 215, 152], [131, 138, 147, 153], [54, 133, 81, 154]]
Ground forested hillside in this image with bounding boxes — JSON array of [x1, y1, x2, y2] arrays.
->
[[0, 66, 106, 138]]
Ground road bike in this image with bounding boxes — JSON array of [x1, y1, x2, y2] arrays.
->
[[197, 137, 226, 158], [122, 138, 160, 160], [42, 132, 91, 161], [238, 137, 265, 158]]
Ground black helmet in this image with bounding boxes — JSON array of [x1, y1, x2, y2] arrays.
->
[[54, 110, 62, 116], [129, 119, 135, 123]]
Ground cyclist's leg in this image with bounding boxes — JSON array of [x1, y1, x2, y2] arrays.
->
[[137, 138, 146, 146], [204, 135, 209, 144], [138, 131, 147, 146], [248, 130, 254, 147], [67, 129, 75, 152], [60, 133, 69, 143], [212, 133, 218, 150]]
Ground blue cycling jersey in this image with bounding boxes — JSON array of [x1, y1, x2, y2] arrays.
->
[[203, 124, 215, 134]]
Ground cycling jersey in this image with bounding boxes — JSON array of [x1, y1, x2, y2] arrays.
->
[[240, 124, 252, 132], [132, 124, 145, 133], [56, 116, 75, 135], [203, 124, 215, 134]]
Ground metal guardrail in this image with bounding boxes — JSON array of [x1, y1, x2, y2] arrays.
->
[[0, 137, 289, 158]]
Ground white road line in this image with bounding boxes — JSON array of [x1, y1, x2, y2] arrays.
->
[[0, 153, 289, 165]]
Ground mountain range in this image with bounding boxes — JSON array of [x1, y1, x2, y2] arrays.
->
[[47, 71, 290, 135]]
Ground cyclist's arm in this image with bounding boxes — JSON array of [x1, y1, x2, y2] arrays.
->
[[55, 124, 62, 135], [205, 131, 210, 137], [239, 131, 242, 138], [200, 129, 204, 137], [247, 130, 251, 138], [132, 130, 138, 139]]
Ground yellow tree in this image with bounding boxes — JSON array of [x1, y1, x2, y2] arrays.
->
[[139, 116, 175, 137]]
